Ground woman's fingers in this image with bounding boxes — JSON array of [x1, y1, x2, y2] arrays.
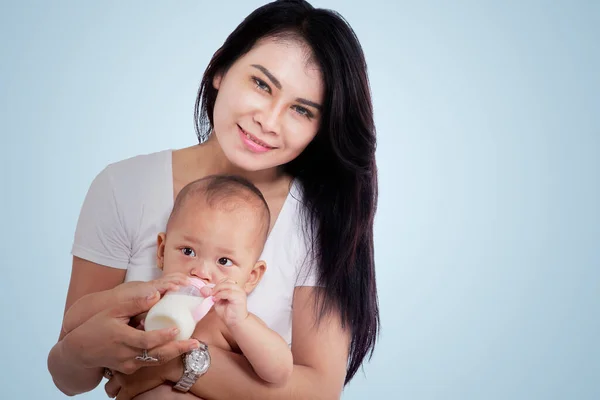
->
[[144, 279, 183, 298], [154, 273, 190, 292], [105, 376, 121, 398], [110, 288, 162, 320], [125, 325, 180, 351], [130, 339, 200, 369]]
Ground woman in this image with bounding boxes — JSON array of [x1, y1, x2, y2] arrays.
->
[[48, 1, 379, 398]]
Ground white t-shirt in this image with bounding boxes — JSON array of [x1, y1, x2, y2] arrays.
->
[[72, 149, 318, 344]]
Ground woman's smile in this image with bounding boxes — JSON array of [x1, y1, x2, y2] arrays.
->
[[238, 124, 277, 153]]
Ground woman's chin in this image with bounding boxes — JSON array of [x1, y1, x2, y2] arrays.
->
[[224, 153, 275, 173]]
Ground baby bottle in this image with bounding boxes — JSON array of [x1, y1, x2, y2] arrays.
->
[[144, 277, 215, 341]]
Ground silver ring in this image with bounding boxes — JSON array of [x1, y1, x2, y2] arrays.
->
[[135, 349, 159, 363], [104, 368, 113, 379]]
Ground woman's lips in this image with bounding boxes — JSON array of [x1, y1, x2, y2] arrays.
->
[[238, 125, 276, 153]]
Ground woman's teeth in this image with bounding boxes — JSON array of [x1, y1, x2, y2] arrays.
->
[[244, 131, 269, 148]]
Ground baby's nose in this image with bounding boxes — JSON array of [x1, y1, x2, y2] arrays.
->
[[190, 264, 212, 283]]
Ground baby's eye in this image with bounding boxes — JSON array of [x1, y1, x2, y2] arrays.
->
[[181, 247, 196, 257], [217, 258, 233, 267]]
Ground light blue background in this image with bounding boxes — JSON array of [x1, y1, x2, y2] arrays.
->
[[1, 0, 598, 398]]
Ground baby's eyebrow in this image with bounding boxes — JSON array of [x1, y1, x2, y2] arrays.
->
[[215, 246, 236, 255], [183, 235, 202, 245]]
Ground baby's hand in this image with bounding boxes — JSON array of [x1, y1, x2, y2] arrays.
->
[[201, 279, 248, 328]]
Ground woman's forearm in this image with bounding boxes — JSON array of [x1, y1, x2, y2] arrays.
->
[[62, 289, 116, 334], [178, 347, 339, 400], [47, 338, 104, 396]]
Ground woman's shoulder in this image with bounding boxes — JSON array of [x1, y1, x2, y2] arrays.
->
[[85, 149, 173, 216], [102, 149, 172, 186]]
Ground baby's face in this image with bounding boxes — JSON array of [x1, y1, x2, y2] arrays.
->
[[158, 199, 267, 293]]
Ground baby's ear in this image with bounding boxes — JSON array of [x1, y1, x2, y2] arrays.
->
[[156, 232, 167, 270], [244, 261, 266, 294]]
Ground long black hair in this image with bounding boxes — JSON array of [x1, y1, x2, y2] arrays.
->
[[194, 0, 378, 384]]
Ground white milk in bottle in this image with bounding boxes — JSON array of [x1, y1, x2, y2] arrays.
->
[[144, 278, 214, 340]]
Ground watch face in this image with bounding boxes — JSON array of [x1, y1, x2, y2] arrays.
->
[[186, 349, 210, 374]]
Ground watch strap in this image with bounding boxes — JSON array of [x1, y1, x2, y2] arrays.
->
[[173, 371, 199, 392], [173, 342, 210, 392]]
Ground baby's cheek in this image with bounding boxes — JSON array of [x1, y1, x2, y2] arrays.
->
[[162, 254, 187, 274]]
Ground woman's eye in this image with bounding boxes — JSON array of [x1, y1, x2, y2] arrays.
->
[[252, 77, 271, 93], [293, 105, 313, 119], [217, 258, 233, 267], [181, 247, 196, 257]]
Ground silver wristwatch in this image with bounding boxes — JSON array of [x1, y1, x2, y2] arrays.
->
[[173, 341, 211, 392]]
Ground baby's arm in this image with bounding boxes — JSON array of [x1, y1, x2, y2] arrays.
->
[[227, 313, 293, 386], [190, 309, 233, 352], [205, 280, 293, 386]]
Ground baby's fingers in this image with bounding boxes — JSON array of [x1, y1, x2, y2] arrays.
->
[[213, 288, 246, 302], [200, 286, 212, 297]]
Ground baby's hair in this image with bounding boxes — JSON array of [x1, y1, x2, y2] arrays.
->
[[168, 175, 271, 237]]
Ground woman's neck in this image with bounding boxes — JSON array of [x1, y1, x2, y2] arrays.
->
[[179, 135, 287, 187]]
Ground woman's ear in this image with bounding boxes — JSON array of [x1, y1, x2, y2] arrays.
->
[[156, 232, 167, 270], [213, 72, 223, 90], [244, 260, 266, 294]]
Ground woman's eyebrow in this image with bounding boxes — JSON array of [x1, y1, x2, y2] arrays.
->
[[251, 64, 281, 89], [251, 63, 322, 110], [297, 98, 322, 111]]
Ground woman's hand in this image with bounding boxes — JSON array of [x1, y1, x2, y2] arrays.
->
[[62, 272, 189, 335], [113, 273, 191, 304], [104, 357, 185, 400], [62, 280, 199, 375]]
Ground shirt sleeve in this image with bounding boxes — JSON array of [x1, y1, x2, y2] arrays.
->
[[71, 165, 131, 269]]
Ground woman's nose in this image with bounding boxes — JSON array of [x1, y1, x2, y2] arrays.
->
[[254, 102, 283, 135]]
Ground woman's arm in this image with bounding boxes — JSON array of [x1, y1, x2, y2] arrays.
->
[[111, 287, 349, 400], [62, 271, 189, 334], [48, 257, 127, 395], [62, 288, 118, 334], [48, 257, 198, 396]]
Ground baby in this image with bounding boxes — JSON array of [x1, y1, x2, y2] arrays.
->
[[62, 175, 292, 385]]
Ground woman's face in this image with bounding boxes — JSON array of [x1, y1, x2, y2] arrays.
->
[[211, 37, 324, 172]]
